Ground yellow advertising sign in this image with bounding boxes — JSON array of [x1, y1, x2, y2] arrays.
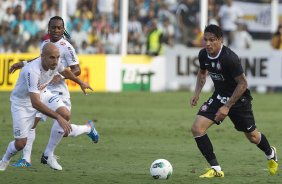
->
[[65, 55, 106, 92], [0, 53, 38, 91], [0, 54, 106, 92]]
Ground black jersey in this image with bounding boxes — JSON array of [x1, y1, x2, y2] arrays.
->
[[198, 45, 251, 99]]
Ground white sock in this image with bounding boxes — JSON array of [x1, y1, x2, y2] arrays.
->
[[266, 148, 274, 160], [2, 140, 18, 162], [211, 165, 222, 172], [22, 128, 36, 163], [44, 121, 64, 157], [68, 124, 91, 137]]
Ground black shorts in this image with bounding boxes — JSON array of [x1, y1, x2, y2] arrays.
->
[[197, 94, 256, 133]]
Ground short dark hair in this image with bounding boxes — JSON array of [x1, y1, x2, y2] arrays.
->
[[204, 24, 223, 38], [48, 16, 71, 39], [48, 16, 64, 27]]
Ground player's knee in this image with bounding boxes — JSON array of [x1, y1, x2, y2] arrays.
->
[[59, 110, 70, 121], [247, 134, 260, 144], [56, 106, 71, 121], [191, 124, 203, 136], [245, 130, 260, 144], [15, 138, 27, 150], [61, 112, 70, 121]]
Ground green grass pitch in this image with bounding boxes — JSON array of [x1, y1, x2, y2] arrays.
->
[[0, 91, 281, 184]]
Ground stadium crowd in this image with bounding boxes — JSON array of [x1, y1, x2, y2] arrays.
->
[[0, 0, 276, 55]]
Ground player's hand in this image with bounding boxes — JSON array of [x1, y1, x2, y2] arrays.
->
[[79, 81, 93, 95], [56, 115, 72, 135], [50, 75, 64, 85], [39, 83, 48, 90], [9, 61, 24, 73], [214, 105, 229, 122], [190, 96, 199, 107]]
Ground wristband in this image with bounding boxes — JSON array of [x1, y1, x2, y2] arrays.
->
[[60, 74, 65, 79]]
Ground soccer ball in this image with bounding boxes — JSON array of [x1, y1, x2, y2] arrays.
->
[[150, 159, 173, 179]]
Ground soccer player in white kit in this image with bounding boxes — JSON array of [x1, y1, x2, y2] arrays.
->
[[8, 16, 99, 170], [0, 43, 93, 171]]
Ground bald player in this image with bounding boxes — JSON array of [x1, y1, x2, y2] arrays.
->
[[0, 43, 92, 171]]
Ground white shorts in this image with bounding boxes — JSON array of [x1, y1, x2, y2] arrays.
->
[[36, 90, 71, 121], [11, 102, 37, 139]]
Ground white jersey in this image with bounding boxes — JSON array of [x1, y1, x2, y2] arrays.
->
[[218, 4, 243, 31], [40, 38, 79, 98], [10, 57, 64, 106]]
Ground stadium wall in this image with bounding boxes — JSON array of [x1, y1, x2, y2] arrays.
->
[[1, 49, 282, 92], [0, 54, 166, 92]]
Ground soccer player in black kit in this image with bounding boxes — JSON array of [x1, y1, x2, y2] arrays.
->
[[190, 24, 278, 178]]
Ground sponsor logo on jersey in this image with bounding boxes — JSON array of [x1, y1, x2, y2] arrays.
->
[[14, 129, 21, 137], [200, 104, 208, 112], [48, 96, 59, 103], [217, 94, 229, 104], [60, 41, 66, 46], [27, 72, 31, 87], [37, 81, 40, 90], [209, 72, 224, 81], [67, 47, 76, 62], [216, 61, 221, 70]]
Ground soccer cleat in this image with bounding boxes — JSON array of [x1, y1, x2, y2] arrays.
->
[[199, 168, 224, 178], [41, 154, 62, 170], [0, 160, 10, 171], [11, 158, 31, 167], [86, 120, 99, 143], [268, 146, 278, 175]]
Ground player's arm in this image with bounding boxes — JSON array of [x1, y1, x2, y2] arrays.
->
[[69, 64, 81, 77], [225, 74, 248, 108], [215, 74, 248, 122], [59, 68, 93, 94], [9, 57, 39, 73], [29, 92, 72, 134], [190, 69, 208, 107], [49, 64, 81, 85]]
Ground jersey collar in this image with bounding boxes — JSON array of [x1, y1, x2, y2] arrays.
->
[[207, 44, 223, 59]]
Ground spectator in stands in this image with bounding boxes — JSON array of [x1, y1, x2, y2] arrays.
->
[[271, 24, 282, 50], [176, 0, 199, 46], [217, 0, 243, 46], [95, 0, 119, 23], [187, 26, 204, 47], [26, 36, 40, 53], [71, 22, 88, 51], [158, 1, 175, 23], [100, 26, 115, 54], [107, 26, 121, 54], [159, 18, 174, 47], [3, 7, 16, 24], [128, 14, 143, 54], [0, 26, 5, 53], [146, 19, 163, 56], [92, 14, 110, 35], [88, 27, 100, 46], [79, 40, 96, 54], [22, 11, 39, 38], [74, 10, 92, 32], [7, 24, 24, 53], [0, 21, 11, 52], [13, 4, 23, 20], [141, 8, 156, 27], [36, 12, 48, 32], [67, 0, 78, 18], [0, 2, 6, 24], [230, 21, 252, 50]]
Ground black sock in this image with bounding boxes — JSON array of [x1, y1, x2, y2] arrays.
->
[[195, 134, 219, 166], [257, 133, 272, 156]]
